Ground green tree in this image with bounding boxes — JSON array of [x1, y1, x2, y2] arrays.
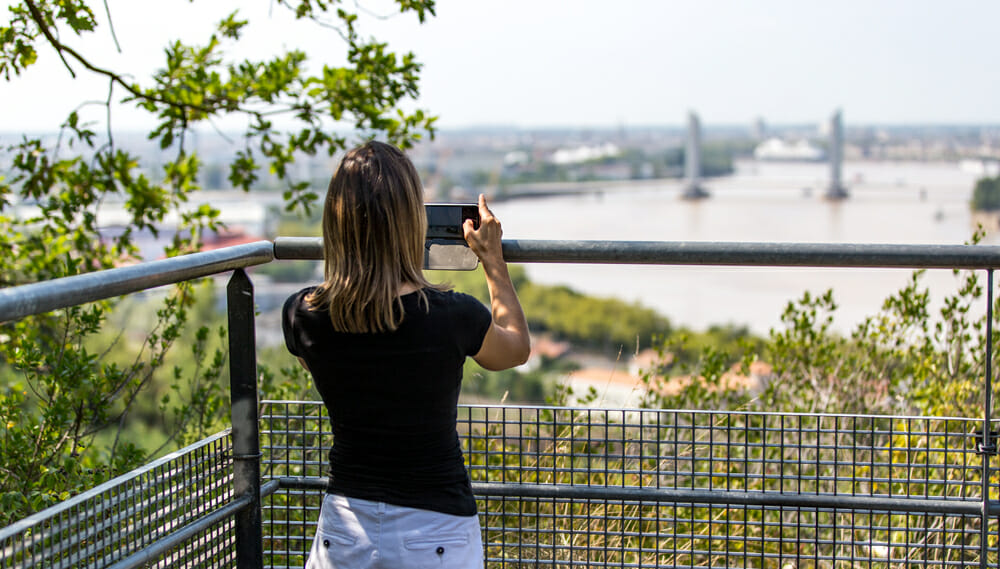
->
[[971, 175, 1000, 211], [0, 0, 436, 524], [431, 265, 672, 354]]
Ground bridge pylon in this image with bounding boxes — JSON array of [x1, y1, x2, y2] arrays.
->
[[682, 111, 710, 200], [825, 109, 849, 200]]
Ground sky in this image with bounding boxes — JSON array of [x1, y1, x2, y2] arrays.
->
[[3, 0, 1000, 131]]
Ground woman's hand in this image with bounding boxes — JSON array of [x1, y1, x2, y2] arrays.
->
[[463, 194, 503, 268]]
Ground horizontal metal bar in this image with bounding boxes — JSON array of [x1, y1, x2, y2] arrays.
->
[[0, 241, 273, 323], [262, 398, 986, 423], [273, 476, 992, 516], [506, 240, 1000, 269], [273, 237, 322, 260], [273, 237, 1000, 269], [475, 482, 990, 516], [102, 493, 252, 569], [275, 476, 328, 491], [8, 236, 996, 323], [454, 402, 979, 422], [259, 479, 282, 499]]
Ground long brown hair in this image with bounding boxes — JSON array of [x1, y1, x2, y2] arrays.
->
[[306, 141, 438, 333]]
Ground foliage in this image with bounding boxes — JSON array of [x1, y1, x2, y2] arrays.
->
[[432, 264, 767, 405], [2, 0, 436, 213], [518, 283, 670, 353], [457, 407, 979, 567], [758, 265, 992, 418], [656, 323, 762, 369], [0, 0, 436, 524], [0, 282, 231, 525], [260, 396, 985, 566], [450, 250, 1000, 565], [639, 230, 996, 419], [430, 265, 671, 355], [253, 260, 320, 283], [270, 205, 323, 238], [971, 175, 1000, 211], [462, 355, 572, 404]]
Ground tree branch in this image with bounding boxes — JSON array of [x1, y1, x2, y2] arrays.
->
[[101, 0, 121, 53], [23, 0, 77, 78], [275, 0, 352, 43], [23, 0, 258, 125]]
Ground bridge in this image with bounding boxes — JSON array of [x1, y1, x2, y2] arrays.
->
[[683, 109, 849, 201]]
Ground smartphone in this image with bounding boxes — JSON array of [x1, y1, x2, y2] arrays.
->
[[425, 203, 480, 240], [424, 203, 480, 270]]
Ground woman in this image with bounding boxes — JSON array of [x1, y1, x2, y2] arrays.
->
[[282, 140, 530, 568]]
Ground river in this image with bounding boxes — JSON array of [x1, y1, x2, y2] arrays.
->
[[490, 160, 995, 335]]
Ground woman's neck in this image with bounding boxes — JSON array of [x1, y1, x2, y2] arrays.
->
[[398, 282, 420, 296]]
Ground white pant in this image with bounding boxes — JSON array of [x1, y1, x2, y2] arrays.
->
[[305, 493, 484, 569]]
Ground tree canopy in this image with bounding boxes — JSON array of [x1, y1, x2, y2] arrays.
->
[[971, 175, 1000, 211], [0, 0, 436, 524]]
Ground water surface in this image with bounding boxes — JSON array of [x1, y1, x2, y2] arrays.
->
[[492, 160, 991, 335]]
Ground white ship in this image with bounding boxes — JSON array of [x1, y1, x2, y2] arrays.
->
[[753, 137, 825, 161]]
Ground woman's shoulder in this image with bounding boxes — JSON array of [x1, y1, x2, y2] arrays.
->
[[281, 286, 323, 354], [421, 288, 489, 320], [283, 285, 322, 317], [424, 287, 482, 307], [420, 288, 491, 352], [285, 285, 317, 304]]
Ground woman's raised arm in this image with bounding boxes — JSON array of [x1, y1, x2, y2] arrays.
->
[[463, 194, 531, 371]]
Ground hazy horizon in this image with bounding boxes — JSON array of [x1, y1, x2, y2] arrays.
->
[[3, 0, 1000, 132], [3, 121, 998, 137]]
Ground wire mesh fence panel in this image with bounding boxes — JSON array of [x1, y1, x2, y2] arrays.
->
[[466, 406, 999, 568], [260, 401, 1000, 569], [479, 501, 990, 568], [260, 401, 332, 569], [462, 407, 989, 499], [0, 431, 235, 569], [148, 516, 237, 569]]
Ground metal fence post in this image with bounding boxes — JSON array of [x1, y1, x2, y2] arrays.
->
[[983, 269, 995, 569], [228, 268, 263, 569]]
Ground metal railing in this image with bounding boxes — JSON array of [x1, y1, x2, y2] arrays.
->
[[0, 432, 235, 569], [2, 237, 1000, 568], [0, 242, 273, 569], [261, 402, 998, 568]]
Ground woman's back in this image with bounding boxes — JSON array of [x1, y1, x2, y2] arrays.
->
[[284, 286, 491, 516]]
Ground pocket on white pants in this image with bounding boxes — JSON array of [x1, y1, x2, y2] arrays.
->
[[305, 496, 367, 569], [403, 530, 478, 568], [306, 527, 364, 569]]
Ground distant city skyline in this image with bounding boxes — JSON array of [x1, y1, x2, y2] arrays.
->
[[3, 0, 1000, 132]]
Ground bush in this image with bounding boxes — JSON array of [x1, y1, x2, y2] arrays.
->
[[971, 176, 1000, 211]]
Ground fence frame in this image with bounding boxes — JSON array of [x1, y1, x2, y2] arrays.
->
[[3, 237, 1000, 567], [259, 401, 1000, 568]]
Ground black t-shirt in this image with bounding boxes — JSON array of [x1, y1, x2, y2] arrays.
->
[[282, 286, 492, 516]]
